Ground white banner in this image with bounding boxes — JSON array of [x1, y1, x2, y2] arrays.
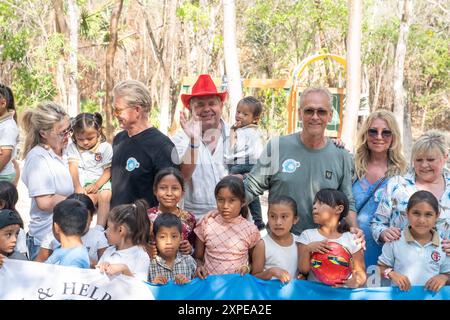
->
[[0, 259, 154, 300]]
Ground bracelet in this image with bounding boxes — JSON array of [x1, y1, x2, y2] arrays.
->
[[190, 143, 200, 149], [240, 264, 251, 273]]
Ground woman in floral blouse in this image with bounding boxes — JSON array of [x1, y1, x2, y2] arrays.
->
[[371, 130, 450, 255]]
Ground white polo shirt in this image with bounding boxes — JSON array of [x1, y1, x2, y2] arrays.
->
[[67, 141, 112, 185], [171, 120, 230, 221], [378, 228, 450, 285], [22, 145, 74, 244], [0, 112, 19, 176], [98, 245, 150, 281]]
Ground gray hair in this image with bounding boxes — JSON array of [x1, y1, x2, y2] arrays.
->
[[299, 87, 333, 110], [411, 129, 449, 163], [21, 101, 68, 158], [113, 80, 152, 113]]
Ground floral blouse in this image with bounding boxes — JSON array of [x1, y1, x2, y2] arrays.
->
[[371, 169, 450, 244], [147, 206, 197, 247]]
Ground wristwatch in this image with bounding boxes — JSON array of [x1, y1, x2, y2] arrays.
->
[[383, 268, 393, 279]]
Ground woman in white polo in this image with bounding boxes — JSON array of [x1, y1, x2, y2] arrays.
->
[[21, 102, 74, 260]]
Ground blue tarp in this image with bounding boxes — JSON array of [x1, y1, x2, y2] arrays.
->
[[146, 274, 450, 300]]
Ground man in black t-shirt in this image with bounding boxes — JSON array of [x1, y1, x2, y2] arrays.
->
[[110, 80, 179, 208]]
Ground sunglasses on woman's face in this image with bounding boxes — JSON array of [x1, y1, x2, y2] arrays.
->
[[367, 128, 392, 139]]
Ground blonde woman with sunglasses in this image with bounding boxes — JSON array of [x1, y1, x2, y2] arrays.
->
[[353, 110, 407, 270]]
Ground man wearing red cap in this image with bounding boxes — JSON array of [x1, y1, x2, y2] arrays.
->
[[172, 75, 229, 221]]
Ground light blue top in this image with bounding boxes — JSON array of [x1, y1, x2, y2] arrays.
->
[[45, 245, 90, 269], [353, 176, 388, 268]]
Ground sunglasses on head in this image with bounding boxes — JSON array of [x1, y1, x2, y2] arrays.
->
[[303, 108, 329, 117], [367, 128, 392, 139]]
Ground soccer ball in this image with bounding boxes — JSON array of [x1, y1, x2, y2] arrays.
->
[[310, 241, 353, 286]]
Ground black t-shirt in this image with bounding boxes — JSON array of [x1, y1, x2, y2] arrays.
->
[[111, 127, 179, 208]]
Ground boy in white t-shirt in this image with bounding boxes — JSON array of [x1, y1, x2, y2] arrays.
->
[[35, 193, 108, 268]]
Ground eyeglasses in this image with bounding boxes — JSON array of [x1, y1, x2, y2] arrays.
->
[[112, 105, 136, 117], [54, 126, 72, 139], [302, 108, 329, 117], [367, 128, 392, 139]]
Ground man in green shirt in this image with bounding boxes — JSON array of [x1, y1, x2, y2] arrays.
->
[[245, 87, 360, 236]]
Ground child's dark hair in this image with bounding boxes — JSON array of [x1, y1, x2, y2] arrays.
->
[[109, 199, 150, 246], [53, 199, 88, 236], [407, 190, 440, 216], [214, 176, 248, 218], [314, 189, 350, 233], [71, 112, 106, 144], [238, 96, 263, 120], [0, 181, 18, 211], [152, 212, 182, 238], [67, 193, 96, 218], [153, 167, 185, 192], [0, 83, 16, 122], [0, 182, 22, 228], [269, 195, 298, 217]]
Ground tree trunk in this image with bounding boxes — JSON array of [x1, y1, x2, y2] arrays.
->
[[341, 0, 362, 152], [372, 41, 390, 111], [393, 0, 412, 154], [223, 0, 243, 122], [52, 0, 68, 112], [56, 58, 68, 110], [159, 0, 177, 134], [104, 0, 124, 142], [67, 0, 79, 116], [52, 0, 68, 34]]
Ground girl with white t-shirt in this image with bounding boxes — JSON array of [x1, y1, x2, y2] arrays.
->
[[297, 188, 366, 288], [0, 84, 19, 185], [251, 195, 300, 283], [96, 199, 151, 281], [68, 112, 112, 228]]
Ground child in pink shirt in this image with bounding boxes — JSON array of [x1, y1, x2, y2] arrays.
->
[[194, 176, 261, 278]]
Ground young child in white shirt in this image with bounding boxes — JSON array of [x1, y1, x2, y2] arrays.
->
[[378, 190, 450, 292], [225, 96, 265, 230], [252, 196, 300, 283], [0, 84, 19, 185], [68, 112, 112, 228], [35, 193, 108, 268], [297, 188, 366, 288], [96, 199, 151, 282]]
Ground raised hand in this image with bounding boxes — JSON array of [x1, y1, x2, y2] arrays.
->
[[180, 111, 202, 140]]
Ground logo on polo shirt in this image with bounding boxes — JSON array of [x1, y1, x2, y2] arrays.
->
[[325, 170, 333, 180], [95, 152, 102, 162], [282, 159, 300, 173], [126, 157, 140, 172], [431, 251, 441, 262]]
